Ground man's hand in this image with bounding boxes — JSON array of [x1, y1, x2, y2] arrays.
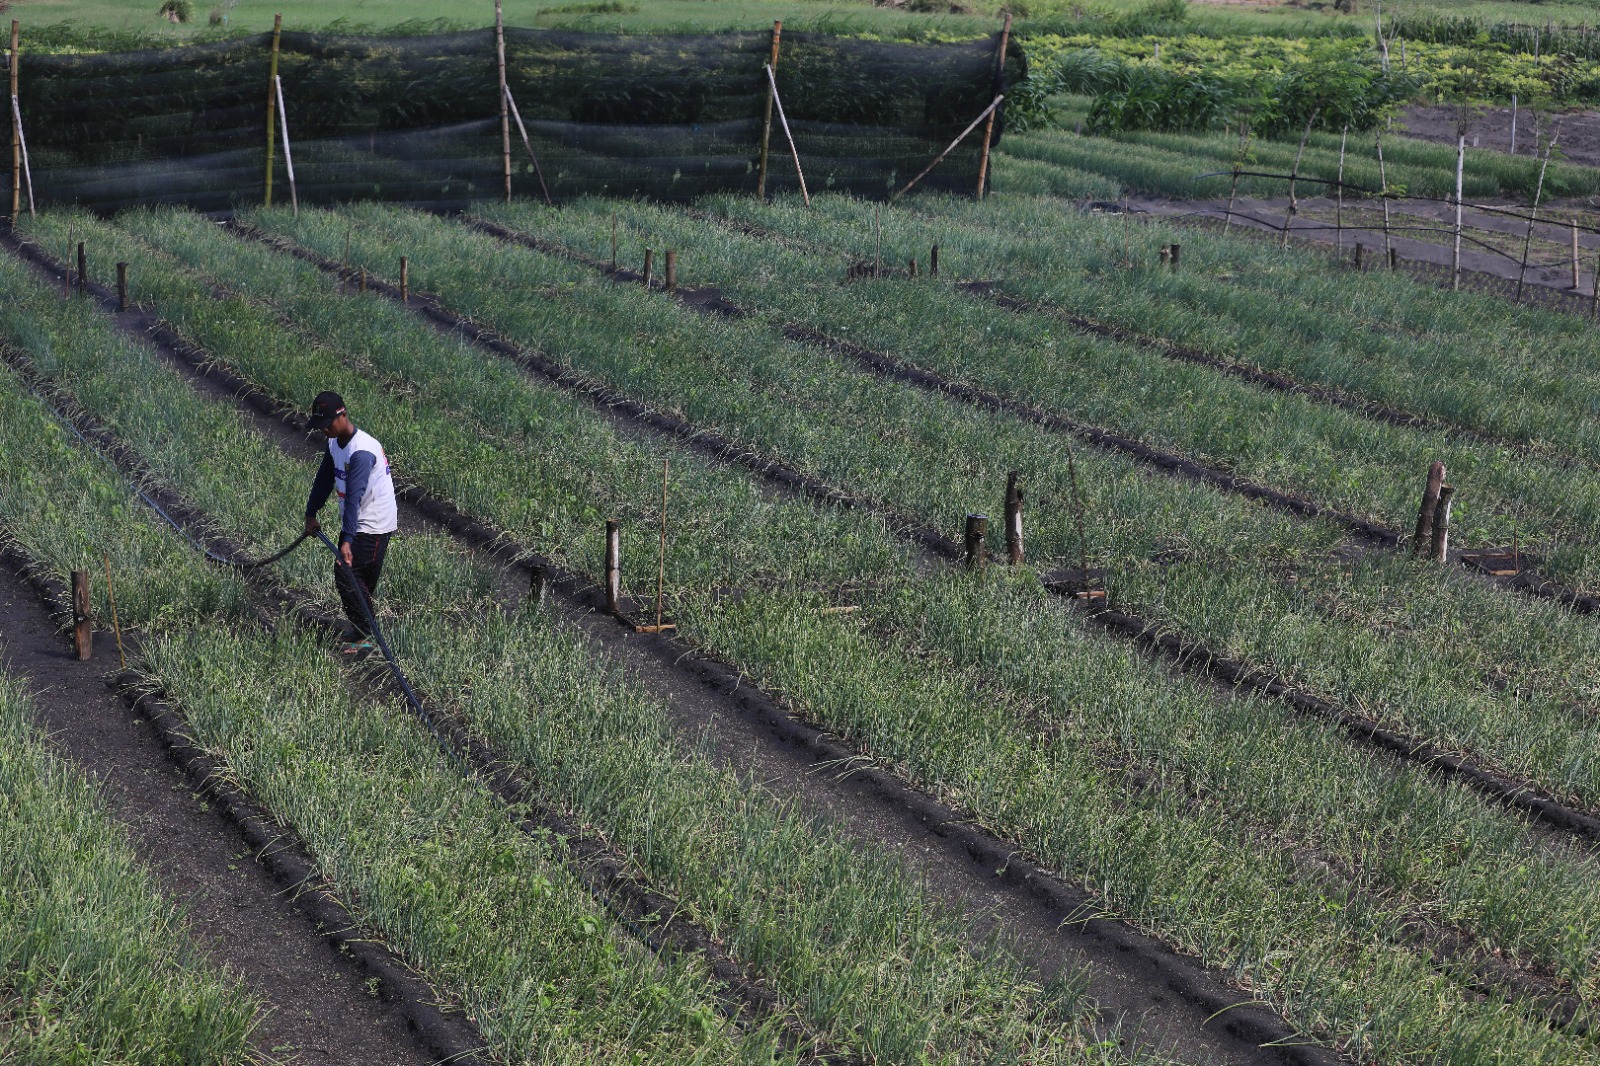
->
[[303, 515, 320, 536], [339, 541, 354, 568]]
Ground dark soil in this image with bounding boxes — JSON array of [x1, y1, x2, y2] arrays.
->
[[0, 560, 450, 1066], [1399, 103, 1600, 171]]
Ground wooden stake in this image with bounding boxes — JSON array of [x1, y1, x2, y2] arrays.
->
[[610, 212, 617, 271], [8, 19, 17, 226], [974, 13, 1011, 200], [891, 94, 1003, 202], [102, 555, 124, 671], [664, 249, 676, 291], [1412, 460, 1445, 556], [1159, 246, 1170, 268], [964, 513, 987, 569], [1168, 242, 1180, 272], [642, 248, 653, 289], [604, 519, 621, 615], [1375, 128, 1393, 264], [503, 84, 553, 205], [399, 255, 408, 303], [1516, 119, 1561, 302], [1451, 135, 1464, 291], [1004, 471, 1024, 565], [1573, 218, 1581, 289], [496, 0, 511, 204], [930, 243, 939, 278], [71, 569, 91, 661], [1336, 125, 1348, 252], [633, 459, 675, 634], [1281, 110, 1317, 248], [358, 267, 366, 293], [116, 261, 128, 311], [63, 222, 70, 296], [755, 19, 781, 200], [1354, 243, 1364, 270], [528, 563, 547, 606], [343, 227, 351, 273], [1389, 247, 1398, 271], [1591, 248, 1600, 322], [764, 63, 809, 207], [274, 74, 297, 215], [1122, 195, 1131, 267], [1430, 485, 1454, 562], [8, 91, 30, 219], [874, 205, 881, 276], [1511, 93, 1518, 154], [76, 240, 86, 295], [908, 256, 917, 278], [264, 13, 281, 207]]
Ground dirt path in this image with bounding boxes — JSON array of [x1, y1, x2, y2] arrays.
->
[[0, 561, 453, 1066]]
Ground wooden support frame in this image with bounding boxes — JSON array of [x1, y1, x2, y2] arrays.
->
[[503, 84, 553, 205], [974, 13, 1011, 200], [763, 63, 809, 207], [891, 95, 1003, 203]]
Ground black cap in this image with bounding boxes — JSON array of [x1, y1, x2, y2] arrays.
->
[[308, 391, 346, 430]]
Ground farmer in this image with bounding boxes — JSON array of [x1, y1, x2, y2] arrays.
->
[[302, 392, 397, 653]]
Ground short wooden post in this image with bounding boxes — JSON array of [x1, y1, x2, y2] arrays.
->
[[642, 248, 654, 290], [1412, 460, 1445, 556], [664, 250, 677, 291], [116, 261, 128, 310], [359, 267, 366, 293], [399, 255, 408, 304], [528, 563, 547, 606], [930, 244, 939, 278], [908, 257, 918, 278], [1389, 247, 1398, 271], [1354, 244, 1364, 270], [71, 569, 91, 661], [964, 513, 987, 569], [76, 241, 86, 295], [1430, 485, 1455, 562], [1159, 246, 1170, 268], [1004, 472, 1023, 565], [1572, 219, 1581, 289], [604, 520, 621, 615], [1168, 243, 1180, 272]]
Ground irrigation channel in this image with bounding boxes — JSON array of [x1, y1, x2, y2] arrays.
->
[[0, 552, 469, 1066], [0, 232, 1336, 1066], [404, 213, 1600, 844]]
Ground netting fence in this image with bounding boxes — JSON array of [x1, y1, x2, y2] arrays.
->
[[6, 24, 1022, 213]]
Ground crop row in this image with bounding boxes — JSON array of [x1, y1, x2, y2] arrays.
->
[[449, 196, 1600, 819], [0, 220, 1136, 1065], [31, 205, 1600, 1060], [0, 667, 261, 1065]]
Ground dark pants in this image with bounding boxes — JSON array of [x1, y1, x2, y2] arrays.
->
[[335, 532, 391, 638]]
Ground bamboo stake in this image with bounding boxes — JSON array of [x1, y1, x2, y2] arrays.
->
[[71, 570, 91, 661], [610, 212, 617, 272], [63, 222, 70, 296], [102, 555, 124, 671], [1336, 125, 1348, 252], [1413, 460, 1445, 556], [974, 12, 1011, 200], [496, 0, 511, 204], [874, 204, 881, 276], [604, 520, 621, 615], [116, 261, 128, 311], [1064, 440, 1096, 601], [755, 20, 781, 200], [1451, 135, 1464, 290], [8, 93, 29, 219], [274, 74, 297, 216], [76, 240, 85, 296], [1511, 93, 1518, 154], [764, 63, 808, 207], [1516, 119, 1561, 303], [8, 19, 16, 226], [964, 514, 987, 569], [1281, 110, 1317, 248], [1573, 218, 1582, 290], [1375, 128, 1393, 265], [1122, 194, 1131, 267], [264, 13, 280, 207], [633, 460, 675, 634], [399, 255, 408, 303], [1004, 471, 1023, 565], [1430, 485, 1455, 562], [504, 84, 553, 205], [891, 94, 1003, 202]]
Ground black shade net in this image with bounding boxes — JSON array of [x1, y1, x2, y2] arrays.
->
[[8, 26, 1021, 212]]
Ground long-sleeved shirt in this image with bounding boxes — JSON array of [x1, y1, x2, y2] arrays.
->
[[304, 426, 396, 543]]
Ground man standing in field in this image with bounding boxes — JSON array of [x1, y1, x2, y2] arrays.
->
[[302, 391, 397, 653]]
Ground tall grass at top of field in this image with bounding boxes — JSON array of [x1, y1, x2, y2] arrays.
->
[[0, 677, 264, 1065]]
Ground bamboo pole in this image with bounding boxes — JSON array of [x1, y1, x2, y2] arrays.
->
[[974, 12, 1011, 200], [764, 63, 809, 207], [504, 85, 553, 205], [891, 94, 1003, 202], [1516, 120, 1561, 303], [1281, 110, 1317, 248], [604, 520, 621, 615], [1004, 472, 1023, 565], [1375, 128, 1393, 265], [1592, 249, 1600, 322], [755, 20, 781, 200], [8, 20, 16, 226], [1336, 125, 1347, 252], [1413, 460, 1445, 556], [1430, 485, 1455, 562], [274, 74, 297, 215], [8, 92, 30, 219], [496, 0, 511, 204], [1511, 94, 1518, 154], [399, 255, 408, 303], [1451, 135, 1464, 290], [1573, 218, 1582, 290], [264, 14, 280, 207]]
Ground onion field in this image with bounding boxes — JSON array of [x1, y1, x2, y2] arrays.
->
[[5, 186, 1600, 1066]]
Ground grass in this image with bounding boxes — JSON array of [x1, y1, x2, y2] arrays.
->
[[52, 202, 1600, 1060], [0, 676, 263, 1065]]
